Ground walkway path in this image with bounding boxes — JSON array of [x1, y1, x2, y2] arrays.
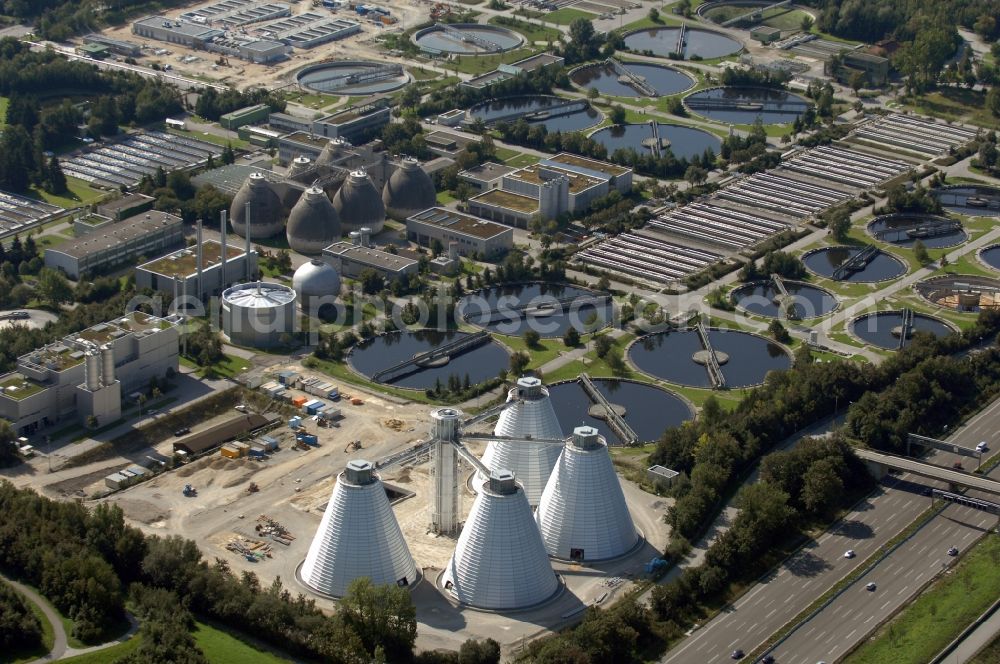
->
[[2, 575, 68, 662]]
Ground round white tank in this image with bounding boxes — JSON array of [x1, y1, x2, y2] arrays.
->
[[222, 281, 297, 349]]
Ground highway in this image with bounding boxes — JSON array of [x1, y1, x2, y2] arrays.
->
[[659, 396, 1000, 664]]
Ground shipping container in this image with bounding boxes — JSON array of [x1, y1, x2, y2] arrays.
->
[[260, 435, 279, 451], [296, 433, 318, 446], [291, 396, 308, 407], [278, 371, 299, 386], [289, 416, 303, 429], [220, 444, 241, 459], [303, 399, 325, 414]]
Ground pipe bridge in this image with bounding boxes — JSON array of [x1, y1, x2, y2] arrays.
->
[[695, 322, 727, 389], [898, 307, 913, 350], [371, 331, 491, 383], [832, 244, 878, 281], [720, 0, 792, 27], [580, 372, 638, 445], [439, 23, 502, 52], [465, 293, 610, 320], [607, 57, 658, 97], [461, 399, 521, 429]]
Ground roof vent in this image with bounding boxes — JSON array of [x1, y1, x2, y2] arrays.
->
[[489, 469, 517, 495]]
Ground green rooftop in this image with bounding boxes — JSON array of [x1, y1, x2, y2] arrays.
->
[[140, 240, 244, 278], [474, 189, 539, 213], [0, 374, 46, 401]]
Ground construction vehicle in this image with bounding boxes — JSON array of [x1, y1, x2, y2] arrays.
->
[[183, 484, 197, 497], [247, 482, 259, 493], [344, 440, 361, 453]]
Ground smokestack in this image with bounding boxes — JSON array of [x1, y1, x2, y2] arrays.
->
[[85, 352, 101, 392], [181, 277, 188, 358], [220, 210, 227, 289], [360, 227, 371, 248], [350, 231, 361, 246], [101, 345, 115, 387], [244, 200, 252, 281], [172, 273, 179, 315], [196, 218, 203, 301]]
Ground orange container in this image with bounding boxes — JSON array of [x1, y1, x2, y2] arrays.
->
[[291, 396, 308, 407]]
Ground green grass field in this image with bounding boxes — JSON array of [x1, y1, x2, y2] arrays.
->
[[487, 16, 561, 43], [843, 535, 1000, 664], [504, 152, 541, 168], [450, 47, 539, 75], [0, 95, 9, 124], [31, 177, 106, 209], [57, 638, 140, 664], [193, 621, 295, 664], [544, 7, 595, 25], [179, 354, 251, 380]]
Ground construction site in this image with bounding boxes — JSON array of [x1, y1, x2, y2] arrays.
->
[[95, 374, 671, 652]]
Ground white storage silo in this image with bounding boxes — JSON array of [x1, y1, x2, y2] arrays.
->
[[535, 426, 639, 562], [300, 459, 418, 598]]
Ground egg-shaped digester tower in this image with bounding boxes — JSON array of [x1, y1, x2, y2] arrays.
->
[[230, 172, 285, 239], [286, 186, 341, 254], [333, 169, 385, 234], [383, 157, 437, 221]]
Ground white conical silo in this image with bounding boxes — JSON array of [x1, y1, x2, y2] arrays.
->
[[300, 459, 418, 598], [535, 426, 639, 562], [441, 469, 559, 610], [479, 376, 564, 507]]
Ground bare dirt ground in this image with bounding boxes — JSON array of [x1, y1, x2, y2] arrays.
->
[[95, 0, 432, 91]]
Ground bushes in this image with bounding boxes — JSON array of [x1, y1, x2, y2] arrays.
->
[[0, 580, 43, 651]]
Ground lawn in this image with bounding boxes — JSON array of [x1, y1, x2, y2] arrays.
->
[[0, 95, 8, 124], [31, 177, 106, 209], [544, 7, 595, 25], [180, 353, 251, 380], [449, 47, 539, 75], [193, 621, 295, 664], [58, 638, 140, 664], [842, 535, 1000, 664], [496, 333, 565, 369], [487, 16, 561, 43], [902, 87, 999, 129], [504, 153, 541, 168]]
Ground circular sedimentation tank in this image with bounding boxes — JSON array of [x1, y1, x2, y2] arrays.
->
[[295, 60, 410, 95], [570, 61, 694, 97], [978, 244, 1000, 271], [849, 311, 956, 350], [699, 1, 815, 31], [347, 329, 510, 390], [628, 328, 792, 389], [915, 275, 1000, 313], [458, 282, 613, 338], [731, 280, 838, 319], [623, 26, 742, 60], [547, 378, 693, 445], [867, 213, 967, 249], [467, 95, 602, 133], [932, 184, 1000, 217], [684, 86, 812, 124], [412, 23, 523, 55], [803, 246, 907, 283], [589, 122, 721, 161]]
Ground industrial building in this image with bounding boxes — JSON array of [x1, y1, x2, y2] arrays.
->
[[268, 100, 391, 144], [96, 194, 155, 221], [0, 189, 67, 241], [132, 16, 225, 48], [406, 208, 513, 259], [44, 211, 184, 279], [210, 37, 290, 63], [535, 426, 639, 562], [254, 12, 361, 48], [479, 377, 564, 507], [221, 282, 298, 349], [322, 231, 419, 281], [220, 104, 271, 130], [230, 172, 286, 239], [333, 170, 385, 234], [467, 154, 632, 227], [459, 52, 565, 90], [135, 214, 257, 301], [178, 0, 291, 28], [81, 33, 143, 57], [300, 459, 418, 598], [0, 311, 179, 435], [458, 161, 516, 193]]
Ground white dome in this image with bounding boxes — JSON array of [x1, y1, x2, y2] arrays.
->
[[301, 459, 418, 598], [442, 470, 559, 610], [292, 259, 341, 316], [535, 426, 639, 562], [479, 377, 564, 506]]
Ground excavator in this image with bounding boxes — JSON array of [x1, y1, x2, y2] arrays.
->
[[344, 440, 361, 453]]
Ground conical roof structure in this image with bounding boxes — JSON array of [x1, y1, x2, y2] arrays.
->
[[230, 172, 284, 239], [383, 157, 436, 221], [535, 426, 639, 562], [479, 376, 564, 507], [286, 186, 341, 254], [288, 155, 313, 179], [441, 470, 559, 610], [333, 170, 385, 234], [300, 459, 417, 598]]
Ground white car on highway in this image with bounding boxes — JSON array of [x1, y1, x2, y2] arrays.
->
[[977, 441, 989, 453], [844, 549, 856, 559]]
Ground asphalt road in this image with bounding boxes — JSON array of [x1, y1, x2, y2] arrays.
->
[[659, 396, 1000, 664]]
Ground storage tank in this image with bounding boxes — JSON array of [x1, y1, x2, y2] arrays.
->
[[221, 281, 297, 349], [535, 426, 639, 562], [286, 186, 341, 254], [332, 169, 385, 234], [441, 469, 560, 610], [300, 459, 418, 597], [292, 259, 341, 318], [382, 157, 436, 221], [230, 172, 284, 239], [479, 376, 564, 507]]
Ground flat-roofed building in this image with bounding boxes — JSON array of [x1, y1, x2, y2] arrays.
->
[[503, 162, 607, 214], [132, 16, 224, 48], [220, 103, 271, 130], [0, 311, 179, 435], [546, 153, 633, 193], [467, 188, 540, 228], [322, 237, 418, 281], [407, 208, 513, 258], [459, 161, 516, 192], [136, 239, 257, 300], [97, 193, 155, 221], [269, 101, 390, 144], [45, 211, 184, 279]]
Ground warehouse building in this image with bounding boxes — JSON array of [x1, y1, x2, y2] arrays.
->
[[322, 232, 418, 281], [97, 193, 155, 221], [132, 17, 224, 48], [458, 161, 516, 193], [268, 100, 391, 144], [220, 103, 271, 130], [44, 211, 184, 279], [255, 12, 361, 48], [0, 311, 179, 435], [136, 239, 257, 300], [179, 0, 290, 27], [407, 208, 513, 258]]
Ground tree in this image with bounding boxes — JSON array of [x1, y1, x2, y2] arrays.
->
[[768, 319, 790, 343], [459, 638, 501, 664], [45, 156, 68, 195], [400, 85, 421, 109], [509, 351, 530, 376], [913, 239, 930, 264], [684, 164, 708, 186], [0, 125, 36, 193], [800, 15, 813, 32], [648, 7, 660, 22], [988, 86, 1000, 119], [564, 327, 580, 347], [828, 210, 851, 242], [801, 458, 844, 515], [524, 329, 541, 348], [609, 105, 627, 126], [596, 274, 611, 291], [36, 267, 72, 307], [593, 334, 613, 358], [339, 578, 417, 662], [848, 69, 866, 94]]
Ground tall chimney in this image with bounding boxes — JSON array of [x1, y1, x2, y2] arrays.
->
[[244, 200, 252, 281], [85, 352, 101, 392], [350, 231, 361, 246], [196, 218, 204, 301], [101, 345, 115, 387], [360, 227, 371, 248], [220, 210, 228, 289]]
